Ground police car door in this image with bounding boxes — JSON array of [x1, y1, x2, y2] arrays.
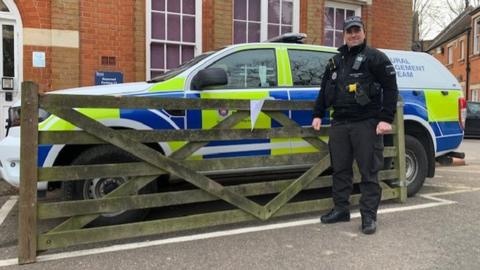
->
[[187, 48, 290, 159], [286, 48, 335, 153]]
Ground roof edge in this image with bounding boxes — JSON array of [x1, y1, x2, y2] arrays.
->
[[426, 7, 474, 51], [426, 28, 471, 52]]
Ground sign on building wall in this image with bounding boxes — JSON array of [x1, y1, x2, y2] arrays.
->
[[95, 71, 123, 85], [32, 51, 46, 68]]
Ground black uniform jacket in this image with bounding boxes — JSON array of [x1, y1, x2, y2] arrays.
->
[[313, 42, 399, 124]]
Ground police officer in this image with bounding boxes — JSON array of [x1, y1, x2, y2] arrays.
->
[[312, 16, 398, 234]]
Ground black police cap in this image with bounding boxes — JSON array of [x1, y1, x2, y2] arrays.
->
[[344, 16, 364, 31]]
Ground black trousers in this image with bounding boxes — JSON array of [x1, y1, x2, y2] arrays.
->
[[328, 118, 384, 220]]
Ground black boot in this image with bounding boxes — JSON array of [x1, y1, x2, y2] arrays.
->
[[361, 216, 376, 234], [320, 208, 350, 224]]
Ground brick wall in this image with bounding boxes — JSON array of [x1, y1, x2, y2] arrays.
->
[[470, 56, 480, 90], [51, 0, 80, 90], [203, 0, 215, 52], [16, 0, 51, 28], [134, 0, 146, 81], [431, 31, 480, 100], [469, 13, 480, 96], [16, 1, 52, 92], [306, 0, 324, 45], [431, 36, 468, 89], [300, 0, 308, 34], [15, 0, 412, 92], [52, 0, 79, 31], [79, 0, 137, 86], [213, 0, 233, 50], [23, 46, 52, 92], [363, 3, 372, 46], [370, 0, 412, 50]]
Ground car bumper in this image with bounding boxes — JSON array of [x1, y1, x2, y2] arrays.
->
[[0, 127, 47, 190]]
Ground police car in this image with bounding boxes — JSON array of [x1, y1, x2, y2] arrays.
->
[[1, 34, 466, 203]]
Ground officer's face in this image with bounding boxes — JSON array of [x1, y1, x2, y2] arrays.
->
[[344, 26, 366, 48]]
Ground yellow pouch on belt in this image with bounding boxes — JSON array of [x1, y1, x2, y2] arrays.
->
[[348, 83, 357, 93]]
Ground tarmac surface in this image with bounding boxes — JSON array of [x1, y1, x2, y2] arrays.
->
[[0, 139, 479, 269]]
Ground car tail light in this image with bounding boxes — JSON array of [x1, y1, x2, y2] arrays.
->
[[458, 97, 467, 130]]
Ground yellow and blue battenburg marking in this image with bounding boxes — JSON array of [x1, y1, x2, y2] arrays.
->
[[36, 43, 464, 167]]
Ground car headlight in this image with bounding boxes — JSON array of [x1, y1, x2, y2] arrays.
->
[[6, 106, 51, 129]]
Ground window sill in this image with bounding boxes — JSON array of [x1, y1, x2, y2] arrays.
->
[[470, 53, 480, 60]]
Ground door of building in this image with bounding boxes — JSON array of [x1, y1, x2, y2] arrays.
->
[[0, 18, 18, 138]]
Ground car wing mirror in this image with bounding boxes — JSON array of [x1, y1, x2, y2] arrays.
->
[[191, 68, 228, 90]]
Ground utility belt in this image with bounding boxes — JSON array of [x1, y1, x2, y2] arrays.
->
[[345, 81, 381, 106], [324, 48, 381, 107], [324, 77, 381, 107]]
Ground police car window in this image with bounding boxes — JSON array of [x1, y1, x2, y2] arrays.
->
[[288, 50, 334, 87], [207, 49, 277, 89]]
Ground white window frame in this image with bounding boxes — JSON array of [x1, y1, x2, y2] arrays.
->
[[447, 45, 453, 65], [0, 0, 22, 90], [146, 0, 203, 80], [474, 17, 480, 55], [472, 89, 479, 102], [324, 1, 362, 48], [459, 39, 464, 60], [232, 0, 300, 43], [0, 0, 22, 139]]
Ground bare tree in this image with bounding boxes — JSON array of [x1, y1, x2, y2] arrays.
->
[[415, 0, 480, 40], [445, 0, 480, 21], [413, 0, 435, 40]]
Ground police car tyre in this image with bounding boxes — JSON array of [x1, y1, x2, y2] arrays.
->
[[64, 145, 157, 226], [384, 135, 428, 196], [404, 135, 428, 196]]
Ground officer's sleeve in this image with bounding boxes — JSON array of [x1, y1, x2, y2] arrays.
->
[[372, 52, 398, 123], [312, 65, 331, 118]]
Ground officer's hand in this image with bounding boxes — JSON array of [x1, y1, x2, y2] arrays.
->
[[376, 121, 392, 135], [312, 117, 322, 131]]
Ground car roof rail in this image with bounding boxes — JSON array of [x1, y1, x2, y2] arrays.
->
[[266, 33, 307, 44]]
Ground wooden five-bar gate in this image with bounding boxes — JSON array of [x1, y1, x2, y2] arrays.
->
[[18, 81, 407, 264]]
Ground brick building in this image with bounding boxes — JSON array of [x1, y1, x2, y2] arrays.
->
[[0, 0, 412, 137], [426, 6, 480, 101]]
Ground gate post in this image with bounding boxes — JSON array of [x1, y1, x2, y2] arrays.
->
[[394, 100, 407, 203], [18, 81, 39, 264]]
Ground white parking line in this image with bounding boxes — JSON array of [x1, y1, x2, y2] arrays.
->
[[1, 188, 479, 267], [0, 196, 18, 227], [421, 188, 480, 197], [424, 183, 478, 189], [435, 169, 480, 174]]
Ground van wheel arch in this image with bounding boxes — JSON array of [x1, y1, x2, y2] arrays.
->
[[403, 120, 435, 178]]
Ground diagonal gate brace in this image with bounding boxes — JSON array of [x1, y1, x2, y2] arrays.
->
[[45, 107, 267, 220]]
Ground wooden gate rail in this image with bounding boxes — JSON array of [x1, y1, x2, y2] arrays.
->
[[18, 81, 407, 264]]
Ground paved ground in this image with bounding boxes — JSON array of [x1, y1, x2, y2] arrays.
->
[[0, 139, 479, 269], [0, 180, 17, 197]]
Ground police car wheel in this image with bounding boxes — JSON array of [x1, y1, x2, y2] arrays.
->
[[404, 135, 428, 196], [384, 135, 427, 197], [63, 145, 157, 226]]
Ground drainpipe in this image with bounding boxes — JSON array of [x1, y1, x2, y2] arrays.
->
[[466, 27, 471, 100]]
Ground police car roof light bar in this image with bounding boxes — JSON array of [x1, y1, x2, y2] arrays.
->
[[266, 33, 307, 44]]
